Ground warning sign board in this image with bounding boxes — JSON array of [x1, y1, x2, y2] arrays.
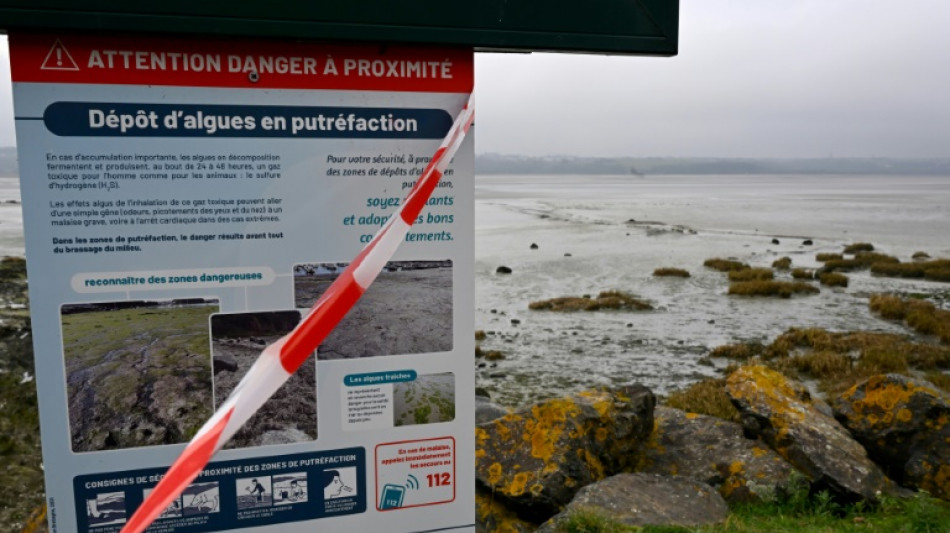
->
[[10, 32, 474, 533]]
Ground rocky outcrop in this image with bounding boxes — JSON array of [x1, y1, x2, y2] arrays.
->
[[833, 374, 950, 500], [639, 406, 794, 504], [726, 365, 888, 503], [476, 395, 509, 424], [475, 386, 655, 519], [537, 473, 729, 531]]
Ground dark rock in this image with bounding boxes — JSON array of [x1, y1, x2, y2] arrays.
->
[[510, 319, 520, 326], [496, 266, 513, 274], [564, 253, 572, 257], [833, 374, 950, 500], [476, 490, 538, 533], [638, 406, 794, 504], [772, 238, 780, 245], [537, 473, 728, 531], [476, 396, 509, 424], [475, 387, 492, 399], [802, 239, 814, 245], [475, 386, 655, 520], [212, 355, 238, 374], [726, 365, 888, 503], [530, 243, 539, 250]]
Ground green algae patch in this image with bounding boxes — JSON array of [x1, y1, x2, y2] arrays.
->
[[771, 257, 792, 270], [709, 342, 766, 361], [818, 272, 849, 287], [728, 281, 819, 298], [844, 242, 875, 254], [663, 378, 741, 423], [529, 291, 653, 312], [869, 293, 950, 343], [704, 258, 750, 272], [790, 268, 814, 280], [728, 268, 774, 282], [653, 267, 690, 278]]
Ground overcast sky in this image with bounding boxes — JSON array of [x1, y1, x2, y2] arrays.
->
[[2, 0, 949, 157]]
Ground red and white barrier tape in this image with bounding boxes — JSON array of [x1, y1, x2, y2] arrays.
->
[[121, 94, 474, 533]]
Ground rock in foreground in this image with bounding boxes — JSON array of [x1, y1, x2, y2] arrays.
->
[[475, 386, 655, 519], [537, 473, 729, 531], [639, 406, 794, 504], [834, 374, 950, 500], [726, 365, 888, 503]]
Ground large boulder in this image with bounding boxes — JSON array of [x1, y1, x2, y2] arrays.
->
[[725, 365, 888, 502], [639, 406, 795, 504], [537, 473, 728, 531], [475, 386, 655, 520], [833, 374, 950, 500]]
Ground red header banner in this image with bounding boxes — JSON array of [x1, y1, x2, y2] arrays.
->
[[10, 33, 473, 93]]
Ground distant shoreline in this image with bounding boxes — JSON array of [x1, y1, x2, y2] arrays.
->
[[475, 154, 950, 176], [3, 146, 950, 177]]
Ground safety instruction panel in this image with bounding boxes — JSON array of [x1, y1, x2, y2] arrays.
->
[[10, 33, 474, 533]]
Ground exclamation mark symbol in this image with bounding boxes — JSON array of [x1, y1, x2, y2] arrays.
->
[[56, 48, 63, 67]]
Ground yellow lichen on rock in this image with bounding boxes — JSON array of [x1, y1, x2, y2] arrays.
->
[[507, 471, 533, 497], [525, 397, 580, 462], [488, 462, 504, 486], [842, 376, 938, 428], [576, 448, 607, 480]]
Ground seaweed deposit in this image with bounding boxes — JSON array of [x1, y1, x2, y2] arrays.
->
[[529, 290, 653, 312], [393, 373, 455, 426], [62, 300, 218, 452], [653, 267, 691, 278], [294, 260, 453, 358], [728, 281, 820, 298], [211, 311, 316, 448], [703, 327, 950, 397], [703, 258, 749, 272]]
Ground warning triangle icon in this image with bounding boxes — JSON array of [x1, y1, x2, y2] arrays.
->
[[41, 39, 80, 71]]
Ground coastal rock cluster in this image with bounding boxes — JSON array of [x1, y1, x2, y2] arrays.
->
[[476, 366, 950, 531]]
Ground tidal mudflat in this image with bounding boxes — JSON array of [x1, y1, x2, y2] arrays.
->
[[475, 174, 950, 406]]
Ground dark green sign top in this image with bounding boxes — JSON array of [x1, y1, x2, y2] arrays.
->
[[0, 0, 678, 56]]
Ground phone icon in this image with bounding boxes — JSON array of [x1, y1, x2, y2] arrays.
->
[[379, 484, 406, 510]]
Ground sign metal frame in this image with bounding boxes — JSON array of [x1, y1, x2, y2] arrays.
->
[[0, 0, 678, 56]]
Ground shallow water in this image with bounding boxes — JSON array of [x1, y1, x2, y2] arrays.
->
[[474, 174, 950, 406], [0, 176, 24, 257]]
